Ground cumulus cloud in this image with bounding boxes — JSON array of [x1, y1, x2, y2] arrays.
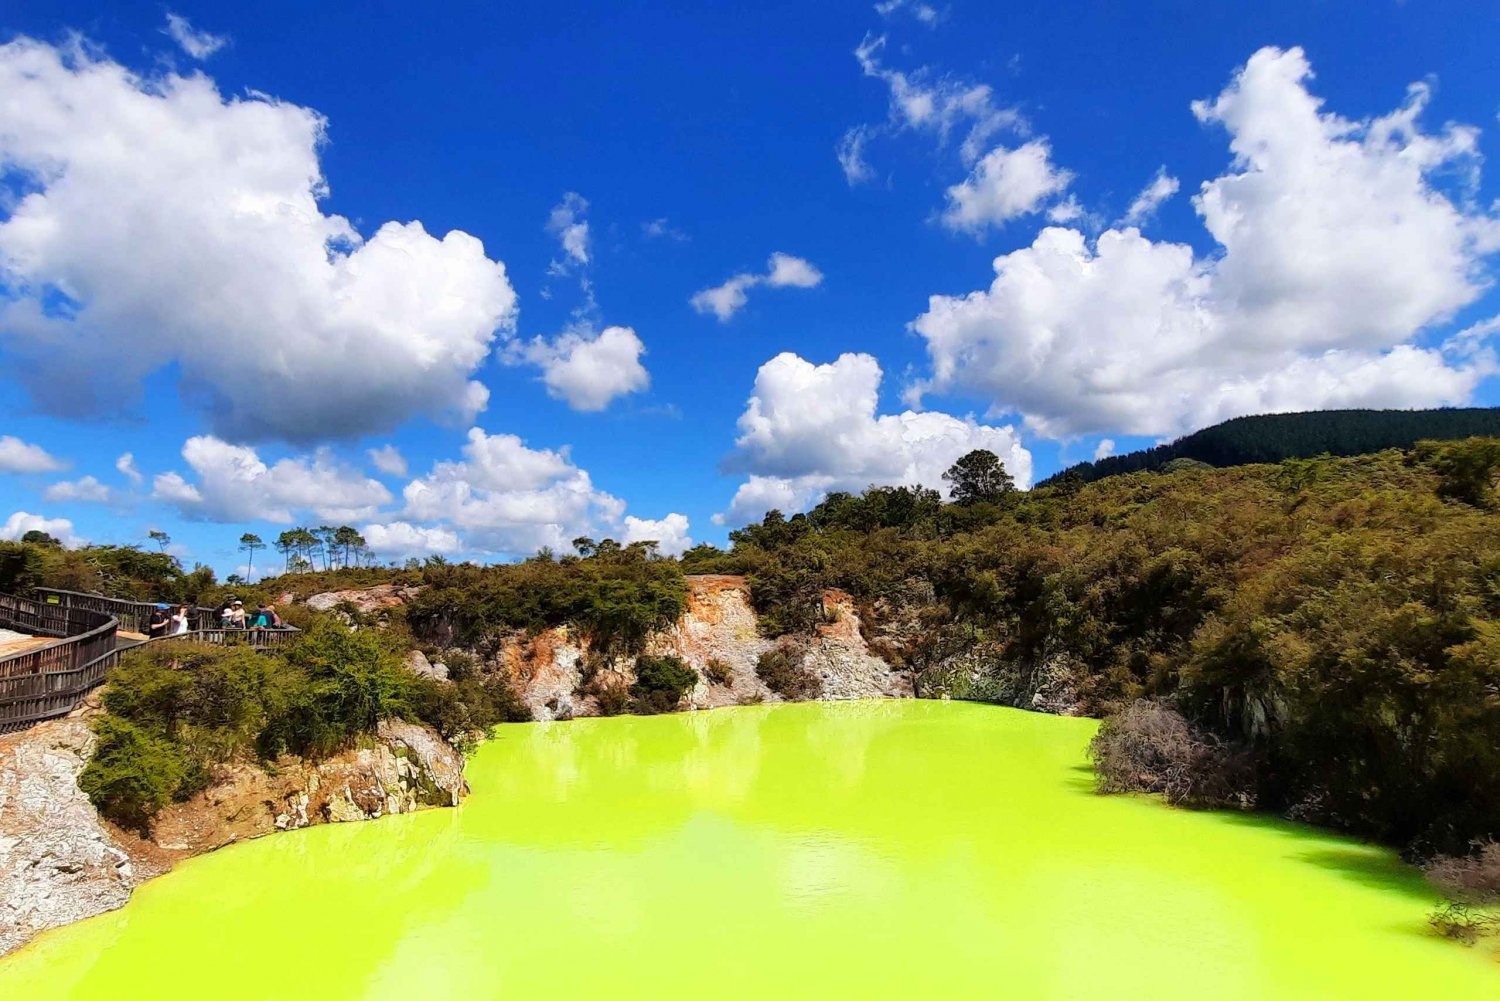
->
[[719, 351, 1031, 524], [115, 452, 143, 485], [152, 435, 392, 523], [621, 513, 693, 556], [1, 511, 81, 546], [691, 253, 824, 322], [163, 14, 226, 60], [518, 325, 650, 411], [367, 444, 408, 478], [44, 475, 112, 503], [0, 38, 516, 442], [941, 140, 1073, 232], [400, 427, 626, 557], [1094, 439, 1116, 461], [0, 436, 64, 474], [910, 46, 1499, 439], [1122, 167, 1180, 226], [361, 521, 461, 559], [547, 192, 590, 268]]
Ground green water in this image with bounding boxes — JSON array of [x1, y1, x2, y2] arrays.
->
[[2, 701, 1494, 999]]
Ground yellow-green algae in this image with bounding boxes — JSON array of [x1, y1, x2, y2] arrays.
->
[[2, 701, 1494, 999]]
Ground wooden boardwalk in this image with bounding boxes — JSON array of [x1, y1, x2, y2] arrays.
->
[[0, 590, 298, 734]]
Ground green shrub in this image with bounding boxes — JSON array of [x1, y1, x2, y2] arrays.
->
[[79, 716, 191, 833], [703, 658, 734, 686], [755, 649, 821, 700], [630, 655, 698, 714]]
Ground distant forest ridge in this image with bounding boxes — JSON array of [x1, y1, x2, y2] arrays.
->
[[1039, 407, 1500, 486]]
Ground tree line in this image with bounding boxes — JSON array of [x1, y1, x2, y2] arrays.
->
[[1041, 406, 1500, 486], [233, 526, 373, 583]]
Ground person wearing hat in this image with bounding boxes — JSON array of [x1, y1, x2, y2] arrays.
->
[[228, 600, 247, 629], [147, 603, 171, 638]]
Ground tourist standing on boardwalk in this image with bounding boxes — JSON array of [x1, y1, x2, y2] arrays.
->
[[147, 604, 170, 639], [170, 604, 190, 635]]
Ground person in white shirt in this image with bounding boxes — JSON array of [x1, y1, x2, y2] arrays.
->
[[171, 605, 191, 635]]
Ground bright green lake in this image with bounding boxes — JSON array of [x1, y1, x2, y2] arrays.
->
[[2, 700, 1494, 999]]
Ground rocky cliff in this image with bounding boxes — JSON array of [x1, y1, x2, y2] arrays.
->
[[469, 575, 911, 721], [0, 704, 465, 958]]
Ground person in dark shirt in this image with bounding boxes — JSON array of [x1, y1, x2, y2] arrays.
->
[[146, 604, 170, 639]]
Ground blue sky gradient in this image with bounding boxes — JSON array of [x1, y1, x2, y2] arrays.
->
[[1, 1, 1497, 575]]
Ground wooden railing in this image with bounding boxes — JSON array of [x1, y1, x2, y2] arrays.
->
[[33, 588, 220, 634], [0, 593, 120, 734], [1, 590, 301, 734]]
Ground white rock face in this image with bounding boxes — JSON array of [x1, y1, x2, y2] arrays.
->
[[403, 649, 450, 682], [0, 710, 466, 957], [0, 715, 145, 957]]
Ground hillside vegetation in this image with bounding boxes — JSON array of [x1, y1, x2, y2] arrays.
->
[[1042, 407, 1500, 485], [6, 438, 1499, 859], [688, 438, 1500, 856]]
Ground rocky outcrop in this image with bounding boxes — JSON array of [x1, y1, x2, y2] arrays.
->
[[799, 591, 913, 700], [404, 649, 449, 682], [305, 583, 423, 616], [148, 721, 466, 854], [481, 575, 911, 719], [0, 705, 465, 957], [0, 712, 157, 956]]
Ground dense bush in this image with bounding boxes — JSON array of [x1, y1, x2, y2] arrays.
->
[[79, 716, 192, 833], [727, 442, 1500, 853], [406, 542, 687, 652], [79, 619, 526, 829], [1089, 701, 1254, 808], [756, 649, 821, 701], [630, 655, 698, 714]]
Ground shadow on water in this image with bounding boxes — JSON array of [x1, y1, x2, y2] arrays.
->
[[1208, 810, 1439, 905]]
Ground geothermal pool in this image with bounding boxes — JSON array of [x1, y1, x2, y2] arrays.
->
[[1, 701, 1493, 999]]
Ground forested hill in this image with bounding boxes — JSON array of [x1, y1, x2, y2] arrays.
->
[[1040, 407, 1500, 485]]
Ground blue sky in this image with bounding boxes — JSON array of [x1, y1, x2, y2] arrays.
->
[[1, 1, 1498, 575]]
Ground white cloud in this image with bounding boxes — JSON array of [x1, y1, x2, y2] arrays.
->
[[163, 14, 226, 60], [874, 0, 942, 26], [547, 192, 590, 267], [838, 126, 876, 185], [641, 217, 687, 241], [0, 38, 516, 443], [720, 352, 1031, 524], [691, 253, 824, 322], [766, 252, 824, 288], [0, 436, 64, 474], [690, 275, 758, 322], [941, 140, 1073, 232], [362, 521, 461, 559], [1094, 439, 1116, 461], [115, 452, 142, 485], [853, 34, 1019, 165], [621, 513, 693, 556], [910, 46, 1499, 439], [0, 511, 81, 546], [401, 427, 626, 557], [520, 325, 650, 411], [367, 444, 408, 478], [1122, 167, 1180, 226], [152, 436, 392, 523], [44, 475, 112, 503]]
